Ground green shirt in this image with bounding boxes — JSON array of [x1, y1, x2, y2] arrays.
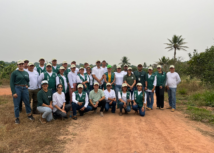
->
[[123, 74, 136, 87], [10, 70, 29, 95], [89, 89, 104, 105], [155, 72, 166, 87], [133, 70, 147, 87], [37, 89, 52, 106]]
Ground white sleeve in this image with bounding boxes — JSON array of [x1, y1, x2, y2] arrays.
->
[[86, 75, 89, 82], [165, 73, 168, 86], [112, 90, 116, 98], [92, 68, 96, 75], [84, 93, 89, 107], [68, 73, 74, 88], [76, 75, 82, 83], [153, 76, 157, 86], [176, 73, 181, 85], [72, 92, 78, 104], [144, 92, 147, 104], [63, 92, 66, 103], [118, 92, 121, 99], [34, 67, 37, 71], [38, 73, 44, 85], [104, 91, 108, 101], [56, 76, 59, 87], [52, 94, 57, 106], [132, 92, 135, 100], [36, 71, 40, 88]]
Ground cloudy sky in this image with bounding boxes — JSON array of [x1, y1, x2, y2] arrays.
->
[[0, 0, 214, 66]]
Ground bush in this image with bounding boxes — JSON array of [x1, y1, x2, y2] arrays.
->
[[178, 88, 187, 95], [190, 91, 214, 107]]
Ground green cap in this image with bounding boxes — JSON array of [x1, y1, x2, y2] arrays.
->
[[107, 65, 112, 68]]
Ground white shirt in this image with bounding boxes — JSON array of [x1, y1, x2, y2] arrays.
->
[[52, 92, 66, 112], [146, 74, 157, 92], [76, 74, 89, 83], [68, 71, 78, 88], [118, 91, 131, 103], [84, 68, 87, 73], [102, 66, 108, 73], [87, 73, 93, 85], [92, 66, 105, 85], [16, 68, 29, 71], [38, 71, 53, 85], [104, 89, 116, 102], [56, 75, 68, 93], [166, 72, 181, 88], [75, 67, 79, 74], [53, 66, 57, 69], [121, 71, 133, 76], [39, 65, 45, 70], [132, 91, 147, 104], [114, 72, 124, 85], [27, 70, 39, 90], [72, 92, 89, 107]]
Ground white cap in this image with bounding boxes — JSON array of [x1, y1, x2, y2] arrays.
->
[[157, 65, 162, 68], [106, 83, 111, 86], [59, 66, 65, 70], [79, 67, 84, 70], [39, 57, 45, 60], [148, 67, 153, 70], [70, 64, 76, 68], [52, 58, 57, 61], [17, 60, 24, 64], [170, 65, 175, 68], [28, 62, 34, 66], [77, 84, 83, 88], [122, 83, 128, 87], [41, 80, 48, 85], [136, 83, 142, 86], [94, 82, 99, 86], [86, 66, 91, 69], [128, 67, 132, 70], [46, 63, 52, 67], [124, 64, 128, 67], [24, 59, 29, 62], [62, 61, 67, 64], [117, 65, 121, 69]]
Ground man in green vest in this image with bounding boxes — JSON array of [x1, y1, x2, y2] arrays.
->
[[71, 84, 92, 120], [133, 64, 148, 90], [36, 57, 46, 75], [132, 83, 147, 116], [62, 61, 70, 79], [38, 63, 57, 95], [52, 58, 59, 74], [76, 67, 89, 92]]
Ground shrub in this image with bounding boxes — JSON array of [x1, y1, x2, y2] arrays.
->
[[178, 88, 187, 95]]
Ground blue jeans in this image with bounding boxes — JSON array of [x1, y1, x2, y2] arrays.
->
[[13, 86, 31, 118], [115, 85, 122, 103], [119, 102, 131, 113], [72, 103, 92, 116], [146, 92, 154, 109], [168, 88, 177, 109], [132, 104, 145, 116], [51, 89, 56, 95], [105, 101, 116, 113], [37, 106, 53, 121]]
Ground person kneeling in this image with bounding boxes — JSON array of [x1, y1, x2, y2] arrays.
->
[[72, 84, 92, 120], [104, 83, 116, 113], [132, 83, 147, 116], [53, 84, 71, 119], [37, 80, 54, 124], [118, 83, 132, 116]]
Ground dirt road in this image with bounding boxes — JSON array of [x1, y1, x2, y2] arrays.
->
[[0, 86, 11, 96]]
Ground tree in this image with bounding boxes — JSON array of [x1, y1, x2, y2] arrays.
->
[[119, 56, 131, 68], [157, 56, 170, 71], [165, 35, 188, 60], [143, 62, 147, 68]]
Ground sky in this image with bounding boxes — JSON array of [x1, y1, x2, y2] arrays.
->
[[0, 0, 214, 66]]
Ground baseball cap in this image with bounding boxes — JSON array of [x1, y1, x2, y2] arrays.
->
[[52, 58, 57, 61], [157, 65, 162, 68], [148, 67, 153, 70], [107, 65, 112, 68], [170, 65, 175, 68], [17, 60, 24, 64], [117, 65, 121, 69], [96, 60, 101, 63], [24, 59, 29, 62], [28, 62, 34, 66], [77, 84, 83, 88], [41, 80, 48, 85], [124, 64, 128, 67], [94, 82, 99, 86], [106, 83, 111, 86], [79, 67, 84, 70], [122, 83, 128, 87], [70, 64, 76, 68], [39, 57, 45, 60], [128, 67, 132, 70], [136, 83, 142, 86], [59, 66, 65, 70], [62, 61, 67, 64], [46, 63, 52, 67]]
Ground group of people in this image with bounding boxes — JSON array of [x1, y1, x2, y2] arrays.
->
[[10, 58, 181, 124]]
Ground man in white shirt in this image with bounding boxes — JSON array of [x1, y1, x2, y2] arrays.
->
[[36, 57, 46, 75], [16, 59, 32, 71], [71, 61, 79, 74], [166, 65, 181, 112], [76, 67, 89, 91], [104, 83, 116, 113], [27, 62, 40, 114], [83, 62, 89, 73], [68, 64, 78, 102], [121, 64, 129, 75], [101, 60, 108, 73], [92, 60, 104, 89], [72, 84, 92, 120]]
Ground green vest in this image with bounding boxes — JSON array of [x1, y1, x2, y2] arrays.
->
[[133, 90, 145, 107], [52, 66, 60, 74], [44, 72, 57, 90], [78, 73, 89, 90], [63, 68, 70, 81], [120, 91, 131, 106], [84, 73, 94, 86], [75, 91, 86, 105], [147, 73, 156, 90], [104, 72, 115, 90], [155, 72, 166, 87], [58, 74, 68, 93], [37, 65, 46, 75]]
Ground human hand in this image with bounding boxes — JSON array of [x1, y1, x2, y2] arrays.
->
[[78, 102, 83, 106], [160, 86, 162, 89], [80, 107, 85, 111], [13, 94, 18, 98]]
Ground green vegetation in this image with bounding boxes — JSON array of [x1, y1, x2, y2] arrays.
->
[[0, 61, 17, 85]]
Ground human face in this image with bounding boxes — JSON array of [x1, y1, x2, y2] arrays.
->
[[102, 61, 106, 67], [107, 85, 111, 90], [63, 63, 68, 68], [124, 66, 128, 71], [117, 68, 121, 73], [157, 67, 162, 72], [18, 63, 24, 70], [138, 65, 143, 71], [72, 62, 76, 66], [128, 69, 132, 74], [39, 59, 45, 65], [78, 87, 83, 93], [57, 85, 63, 92], [148, 69, 153, 74], [80, 69, 84, 74], [170, 68, 175, 73], [24, 61, 29, 67], [52, 60, 57, 66], [42, 83, 48, 90], [28, 65, 34, 71], [137, 85, 142, 91], [84, 63, 88, 68], [96, 61, 101, 67], [122, 86, 127, 92], [93, 85, 99, 90], [46, 66, 52, 72], [71, 67, 76, 72], [59, 69, 65, 74], [108, 68, 112, 72], [86, 68, 91, 74]]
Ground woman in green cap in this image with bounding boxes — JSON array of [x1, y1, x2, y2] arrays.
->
[[103, 65, 115, 90]]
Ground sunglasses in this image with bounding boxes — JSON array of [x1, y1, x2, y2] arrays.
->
[[24, 61, 29, 63], [57, 87, 63, 89]]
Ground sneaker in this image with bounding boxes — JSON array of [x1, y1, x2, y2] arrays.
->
[[100, 112, 104, 117], [156, 107, 160, 109], [167, 106, 172, 109], [28, 115, 35, 121], [171, 108, 175, 112], [72, 116, 77, 120], [39, 117, 47, 124], [160, 108, 164, 110], [15, 118, 20, 124], [119, 112, 123, 116]]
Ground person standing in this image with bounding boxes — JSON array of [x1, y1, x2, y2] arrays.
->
[[132, 83, 147, 116], [89, 82, 106, 117], [92, 60, 104, 89], [68, 64, 78, 102], [104, 83, 116, 113], [56, 66, 69, 104], [155, 65, 167, 110], [121, 64, 129, 75], [38, 63, 57, 94], [76, 67, 89, 92], [36, 57, 46, 75], [52, 58, 60, 74], [62, 61, 69, 80], [10, 60, 35, 124], [123, 67, 136, 95], [133, 64, 147, 90], [52, 84, 72, 119], [118, 83, 132, 116], [71, 61, 79, 74], [85, 66, 94, 92], [101, 60, 108, 73], [103, 65, 115, 90], [146, 67, 157, 110], [27, 62, 40, 114], [83, 62, 89, 73], [114, 65, 124, 106], [166, 65, 181, 112], [72, 84, 92, 120], [37, 80, 53, 124]]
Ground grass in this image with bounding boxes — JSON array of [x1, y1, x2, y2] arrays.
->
[[0, 78, 10, 86], [0, 95, 72, 153]]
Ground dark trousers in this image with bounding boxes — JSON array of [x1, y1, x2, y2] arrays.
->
[[28, 89, 40, 113], [90, 100, 106, 112], [155, 86, 165, 108], [19, 97, 23, 111], [65, 92, 70, 104], [53, 104, 71, 118]]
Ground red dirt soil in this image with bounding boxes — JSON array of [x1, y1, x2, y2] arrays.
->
[[0, 87, 11, 96]]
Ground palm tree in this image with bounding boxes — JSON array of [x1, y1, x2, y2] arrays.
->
[[157, 56, 170, 71], [119, 56, 131, 68], [165, 35, 188, 60]]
